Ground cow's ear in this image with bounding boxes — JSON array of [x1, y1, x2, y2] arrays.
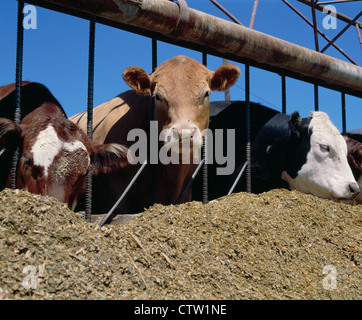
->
[[123, 66, 152, 96], [289, 112, 302, 139], [210, 64, 241, 91], [0, 118, 22, 149], [91, 143, 131, 175]]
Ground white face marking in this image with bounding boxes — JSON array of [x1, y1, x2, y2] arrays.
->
[[31, 124, 88, 177], [282, 112, 359, 200]]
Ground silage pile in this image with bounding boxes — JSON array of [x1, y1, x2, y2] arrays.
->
[[0, 188, 361, 300]]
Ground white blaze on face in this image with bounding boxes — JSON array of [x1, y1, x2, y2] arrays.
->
[[31, 124, 88, 177], [283, 112, 359, 200]]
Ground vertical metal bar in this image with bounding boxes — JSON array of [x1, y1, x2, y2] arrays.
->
[[281, 75, 287, 114], [152, 39, 157, 76], [85, 18, 96, 221], [341, 92, 346, 135], [202, 51, 208, 204], [151, 37, 157, 205], [223, 59, 230, 101], [245, 63, 251, 193], [12, 0, 24, 189], [314, 84, 319, 111], [311, 0, 320, 51], [249, 0, 259, 29]]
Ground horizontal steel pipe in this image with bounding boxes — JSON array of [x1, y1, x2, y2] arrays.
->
[[30, 0, 362, 96]]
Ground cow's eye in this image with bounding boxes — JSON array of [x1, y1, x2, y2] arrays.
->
[[319, 144, 330, 152], [202, 91, 210, 102], [154, 93, 162, 102], [22, 156, 32, 167]]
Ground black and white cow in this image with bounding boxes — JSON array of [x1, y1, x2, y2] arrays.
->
[[193, 101, 360, 202]]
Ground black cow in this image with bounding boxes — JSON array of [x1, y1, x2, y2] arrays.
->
[[193, 101, 360, 202]]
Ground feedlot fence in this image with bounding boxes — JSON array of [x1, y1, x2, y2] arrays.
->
[[10, 0, 362, 223]]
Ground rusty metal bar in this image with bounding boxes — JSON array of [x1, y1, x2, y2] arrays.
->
[[209, 0, 243, 26], [282, 0, 358, 65], [249, 0, 259, 29], [357, 23, 362, 51], [321, 10, 362, 53], [297, 0, 362, 29], [26, 0, 362, 98], [311, 0, 320, 51]]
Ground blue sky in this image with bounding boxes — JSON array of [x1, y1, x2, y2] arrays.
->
[[1, 0, 361, 131]]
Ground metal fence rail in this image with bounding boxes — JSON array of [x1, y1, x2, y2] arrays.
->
[[24, 0, 362, 97]]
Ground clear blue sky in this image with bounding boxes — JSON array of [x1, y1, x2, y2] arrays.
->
[[1, 0, 361, 131]]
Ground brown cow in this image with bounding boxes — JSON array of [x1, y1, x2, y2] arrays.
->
[[0, 82, 130, 210], [71, 55, 241, 214], [0, 81, 67, 189], [344, 136, 362, 204]]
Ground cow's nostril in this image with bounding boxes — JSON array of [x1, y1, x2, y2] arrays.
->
[[172, 126, 197, 138], [349, 183, 360, 194]]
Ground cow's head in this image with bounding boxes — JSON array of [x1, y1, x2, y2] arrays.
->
[[281, 111, 360, 201], [0, 116, 130, 210], [122, 55, 240, 159]]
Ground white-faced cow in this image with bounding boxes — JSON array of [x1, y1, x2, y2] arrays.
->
[[0, 82, 130, 210], [344, 135, 362, 204], [71, 55, 241, 214], [193, 101, 360, 202]]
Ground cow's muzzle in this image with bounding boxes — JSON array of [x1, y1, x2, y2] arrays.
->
[[164, 124, 202, 153], [348, 182, 360, 199]]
